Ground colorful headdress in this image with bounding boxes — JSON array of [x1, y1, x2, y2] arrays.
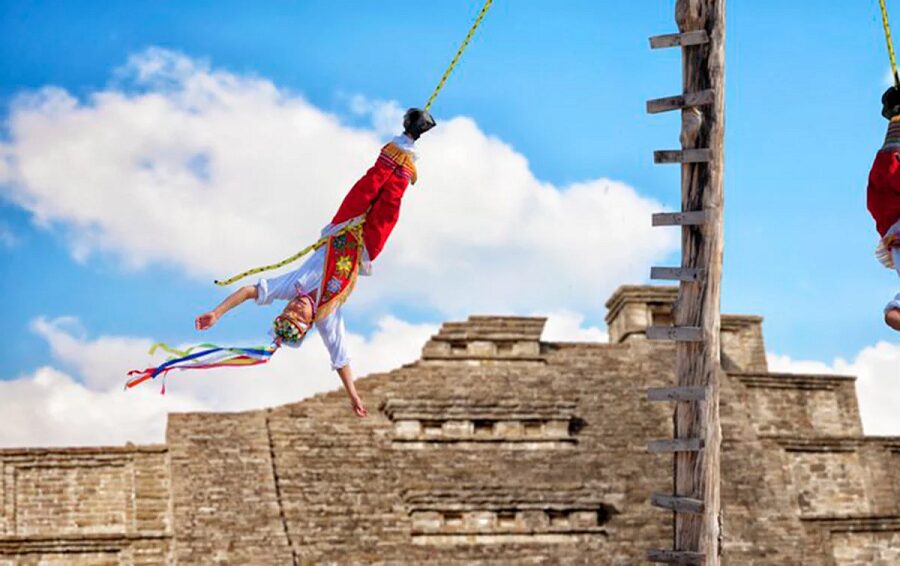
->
[[272, 289, 317, 347]]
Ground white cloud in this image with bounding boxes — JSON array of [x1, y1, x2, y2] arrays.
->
[[31, 316, 155, 390], [1, 366, 202, 448], [768, 341, 900, 436], [0, 315, 437, 448], [346, 94, 405, 139], [766, 353, 834, 375], [0, 48, 675, 318], [538, 310, 608, 343]]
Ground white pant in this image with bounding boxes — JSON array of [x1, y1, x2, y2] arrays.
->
[[884, 219, 900, 314], [889, 246, 900, 314]]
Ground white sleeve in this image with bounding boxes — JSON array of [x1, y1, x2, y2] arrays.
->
[[255, 269, 300, 305], [886, 292, 900, 314], [255, 249, 325, 305], [316, 308, 350, 370], [894, 247, 900, 278]]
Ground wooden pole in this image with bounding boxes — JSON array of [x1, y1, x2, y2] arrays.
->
[[673, 0, 724, 562]]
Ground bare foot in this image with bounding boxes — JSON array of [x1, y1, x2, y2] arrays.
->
[[195, 312, 218, 331], [351, 396, 368, 418], [886, 309, 900, 331]]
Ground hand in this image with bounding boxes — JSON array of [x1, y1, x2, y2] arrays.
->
[[195, 311, 218, 331], [351, 396, 369, 418]]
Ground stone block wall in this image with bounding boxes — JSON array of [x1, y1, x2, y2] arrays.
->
[[604, 285, 677, 344], [166, 411, 292, 565], [831, 530, 900, 564], [787, 449, 873, 517], [721, 315, 767, 372], [421, 315, 547, 361], [0, 446, 171, 564], [736, 373, 863, 438], [604, 286, 769, 374]]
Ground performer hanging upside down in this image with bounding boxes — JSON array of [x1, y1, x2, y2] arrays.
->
[[868, 87, 900, 331], [192, 108, 436, 416]]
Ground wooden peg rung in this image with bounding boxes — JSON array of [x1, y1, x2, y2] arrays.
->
[[647, 549, 706, 564], [647, 386, 707, 402], [646, 89, 715, 114], [650, 267, 705, 282], [647, 438, 704, 453], [646, 326, 703, 342], [652, 210, 710, 227], [650, 494, 705, 514], [654, 149, 711, 164], [649, 30, 710, 49]]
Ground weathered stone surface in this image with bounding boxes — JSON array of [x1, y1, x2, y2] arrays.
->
[[0, 285, 897, 564], [0, 446, 172, 563], [166, 411, 293, 564]]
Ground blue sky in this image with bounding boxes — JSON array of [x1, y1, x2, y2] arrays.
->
[[0, 0, 897, 385]]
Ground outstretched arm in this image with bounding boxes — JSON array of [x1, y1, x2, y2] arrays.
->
[[195, 285, 258, 330], [316, 310, 367, 417], [336, 365, 368, 417]]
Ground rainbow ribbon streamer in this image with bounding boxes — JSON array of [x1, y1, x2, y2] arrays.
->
[[125, 342, 278, 394]]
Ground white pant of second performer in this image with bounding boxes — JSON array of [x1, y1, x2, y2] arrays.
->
[[889, 247, 900, 314]]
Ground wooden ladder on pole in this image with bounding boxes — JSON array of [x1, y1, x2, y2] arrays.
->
[[645, 1, 725, 564]]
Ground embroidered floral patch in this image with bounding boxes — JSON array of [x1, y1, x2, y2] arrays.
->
[[335, 255, 353, 277], [317, 225, 362, 316]]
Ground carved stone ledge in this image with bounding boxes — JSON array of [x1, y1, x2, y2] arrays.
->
[[404, 489, 618, 543], [382, 399, 583, 448], [800, 515, 900, 534]]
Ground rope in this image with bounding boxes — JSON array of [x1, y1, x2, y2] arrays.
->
[[424, 0, 493, 111], [214, 218, 364, 286], [880, 0, 900, 87]]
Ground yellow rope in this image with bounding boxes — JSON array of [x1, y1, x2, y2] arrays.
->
[[214, 219, 364, 286], [880, 0, 900, 87], [424, 0, 493, 111]]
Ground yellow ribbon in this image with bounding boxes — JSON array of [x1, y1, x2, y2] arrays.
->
[[149, 342, 270, 360], [214, 218, 365, 286]]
